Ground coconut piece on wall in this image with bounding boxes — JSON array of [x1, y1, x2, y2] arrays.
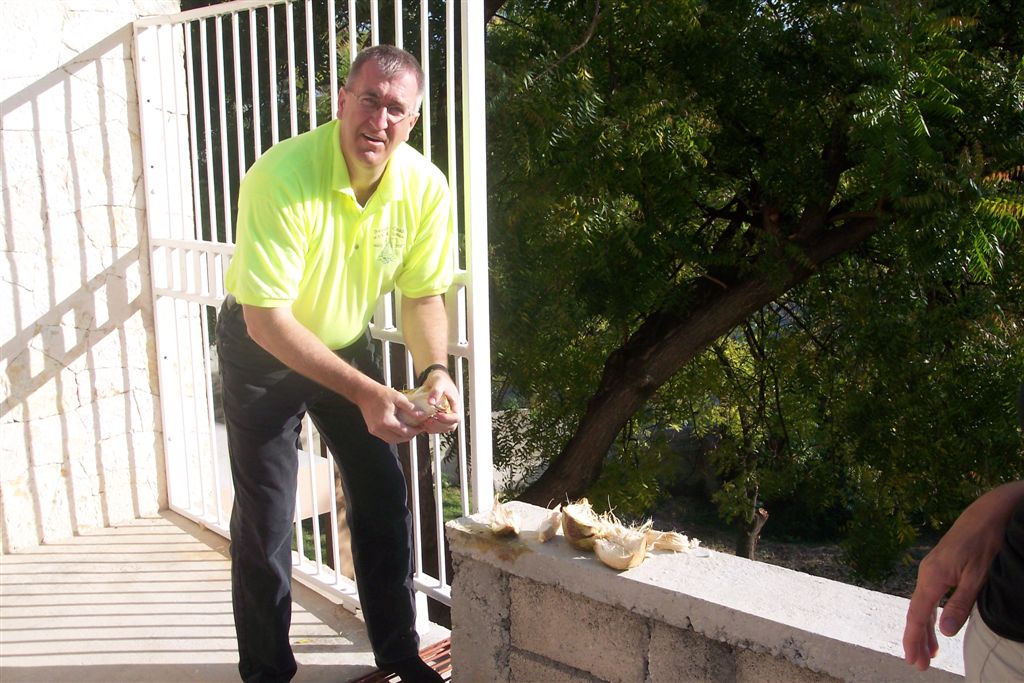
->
[[646, 529, 701, 552], [594, 521, 651, 570], [488, 496, 521, 536], [534, 507, 561, 542], [560, 498, 607, 550]]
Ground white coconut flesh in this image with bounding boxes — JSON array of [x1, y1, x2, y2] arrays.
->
[[534, 508, 561, 543], [646, 530, 701, 552], [594, 527, 649, 570], [488, 496, 520, 536]]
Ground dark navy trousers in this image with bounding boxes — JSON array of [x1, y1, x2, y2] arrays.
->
[[216, 298, 419, 683]]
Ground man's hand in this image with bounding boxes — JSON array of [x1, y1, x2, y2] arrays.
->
[[416, 368, 461, 435], [353, 382, 429, 444], [902, 480, 1024, 671]]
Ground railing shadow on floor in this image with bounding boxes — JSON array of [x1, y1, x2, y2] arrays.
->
[[0, 510, 386, 683]]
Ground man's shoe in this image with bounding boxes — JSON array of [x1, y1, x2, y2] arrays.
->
[[387, 655, 444, 683]]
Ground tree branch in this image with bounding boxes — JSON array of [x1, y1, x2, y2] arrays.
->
[[534, 0, 602, 82]]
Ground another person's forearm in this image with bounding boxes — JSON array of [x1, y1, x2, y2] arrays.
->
[[903, 478, 1024, 671], [959, 480, 1024, 537]]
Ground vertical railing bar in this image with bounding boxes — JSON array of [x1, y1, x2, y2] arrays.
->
[[448, 0, 469, 519], [205, 246, 218, 305], [407, 358, 423, 581], [199, 19, 220, 242], [348, 0, 357, 61], [184, 24, 205, 243], [304, 0, 317, 130], [249, 9, 263, 157], [200, 302, 225, 526], [153, 26, 175, 241], [165, 23, 192, 246], [164, 247, 175, 304], [325, 443, 343, 586], [419, 0, 430, 160], [431, 431, 446, 586], [381, 337, 392, 389], [286, 1, 298, 137], [306, 423, 323, 571], [268, 5, 280, 145], [232, 13, 246, 182], [167, 295, 193, 512], [370, 0, 379, 46], [445, 0, 458, 238], [328, 0, 338, 119], [461, 0, 494, 514], [215, 16, 234, 244], [176, 296, 205, 517], [383, 294, 396, 383], [136, 24, 185, 514], [293, 419, 306, 566], [193, 244, 204, 299], [394, 0, 403, 48], [174, 244, 207, 516], [455, 356, 470, 515]]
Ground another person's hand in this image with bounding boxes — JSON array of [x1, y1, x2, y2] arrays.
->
[[902, 481, 1024, 671]]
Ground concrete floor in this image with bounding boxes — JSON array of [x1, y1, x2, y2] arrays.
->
[[0, 511, 449, 683]]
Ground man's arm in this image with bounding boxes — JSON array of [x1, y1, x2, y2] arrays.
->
[[902, 479, 1024, 671], [401, 293, 461, 434], [242, 304, 425, 444]]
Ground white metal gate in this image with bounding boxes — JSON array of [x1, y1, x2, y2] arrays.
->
[[132, 0, 492, 620]]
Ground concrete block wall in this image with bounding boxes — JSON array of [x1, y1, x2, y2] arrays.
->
[[1, 0, 180, 552], [447, 502, 965, 683]]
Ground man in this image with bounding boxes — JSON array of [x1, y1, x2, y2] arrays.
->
[[903, 388, 1024, 680], [217, 45, 457, 683]]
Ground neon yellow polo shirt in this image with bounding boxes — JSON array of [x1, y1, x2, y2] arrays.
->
[[225, 119, 455, 350]]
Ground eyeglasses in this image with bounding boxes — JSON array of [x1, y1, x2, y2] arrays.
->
[[354, 93, 417, 125]]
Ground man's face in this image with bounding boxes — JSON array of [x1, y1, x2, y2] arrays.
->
[[337, 60, 420, 182]]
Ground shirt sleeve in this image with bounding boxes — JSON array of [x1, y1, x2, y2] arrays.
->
[[395, 172, 456, 298], [225, 170, 308, 308]]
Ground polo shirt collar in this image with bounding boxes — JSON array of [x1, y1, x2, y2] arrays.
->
[[331, 121, 404, 207]]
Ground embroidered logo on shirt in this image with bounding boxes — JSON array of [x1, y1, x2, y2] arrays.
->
[[373, 222, 406, 265]]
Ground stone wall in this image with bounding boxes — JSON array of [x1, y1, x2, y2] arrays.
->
[[1, 0, 180, 552], [447, 502, 965, 683]]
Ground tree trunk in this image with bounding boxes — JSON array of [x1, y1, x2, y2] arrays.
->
[[736, 506, 769, 559], [518, 215, 882, 507]]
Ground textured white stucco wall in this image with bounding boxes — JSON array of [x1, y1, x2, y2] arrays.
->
[[1, 0, 180, 552]]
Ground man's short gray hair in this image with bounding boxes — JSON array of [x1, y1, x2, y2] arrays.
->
[[346, 44, 424, 110]]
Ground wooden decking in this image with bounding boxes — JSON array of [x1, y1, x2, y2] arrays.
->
[[0, 511, 449, 683]]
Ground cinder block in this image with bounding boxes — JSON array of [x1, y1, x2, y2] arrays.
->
[[647, 620, 725, 682], [450, 554, 512, 683], [510, 575, 648, 683], [734, 646, 841, 683], [510, 648, 606, 683]]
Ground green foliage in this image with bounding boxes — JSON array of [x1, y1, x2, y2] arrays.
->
[[487, 0, 1024, 575], [588, 417, 688, 519], [841, 464, 918, 581]]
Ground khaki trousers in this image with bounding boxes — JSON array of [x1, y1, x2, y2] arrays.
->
[[964, 605, 1024, 682]]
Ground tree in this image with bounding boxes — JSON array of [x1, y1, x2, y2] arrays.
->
[[485, 0, 1023, 562]]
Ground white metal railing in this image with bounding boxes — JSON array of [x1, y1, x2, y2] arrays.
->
[[132, 0, 492, 621]]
